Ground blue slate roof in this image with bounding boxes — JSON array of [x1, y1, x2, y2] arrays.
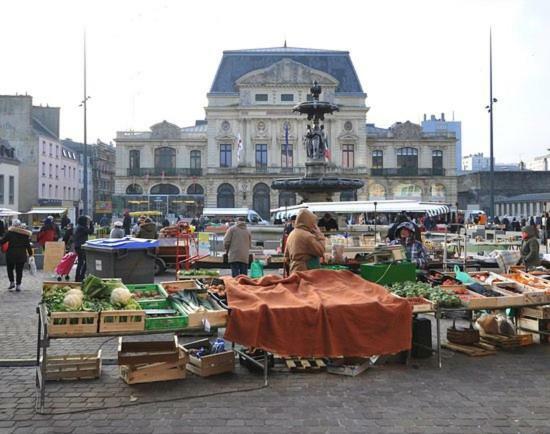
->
[[210, 47, 364, 94]]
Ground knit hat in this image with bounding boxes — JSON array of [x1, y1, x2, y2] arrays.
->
[[12, 219, 21, 227], [114, 221, 123, 227]]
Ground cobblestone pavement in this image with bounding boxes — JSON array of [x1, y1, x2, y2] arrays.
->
[[1, 267, 550, 433]]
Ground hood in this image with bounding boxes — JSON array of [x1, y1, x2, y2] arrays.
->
[[77, 216, 89, 226], [521, 225, 537, 238], [295, 209, 318, 232], [236, 221, 247, 229], [396, 221, 416, 237], [9, 226, 32, 237], [140, 222, 156, 230]]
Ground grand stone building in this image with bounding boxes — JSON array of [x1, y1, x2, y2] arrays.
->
[[114, 47, 457, 219]]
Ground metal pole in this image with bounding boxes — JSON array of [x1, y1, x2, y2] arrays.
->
[[489, 29, 495, 220], [82, 30, 89, 217]]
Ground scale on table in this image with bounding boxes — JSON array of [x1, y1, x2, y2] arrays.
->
[[358, 245, 406, 264]]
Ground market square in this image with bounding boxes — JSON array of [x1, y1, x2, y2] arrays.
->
[[2, 1, 550, 433]]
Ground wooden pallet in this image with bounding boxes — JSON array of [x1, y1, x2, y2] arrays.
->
[[46, 350, 102, 381], [442, 342, 496, 357], [283, 358, 327, 371], [480, 333, 524, 349]]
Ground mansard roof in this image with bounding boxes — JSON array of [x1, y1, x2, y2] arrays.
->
[[210, 46, 364, 94]]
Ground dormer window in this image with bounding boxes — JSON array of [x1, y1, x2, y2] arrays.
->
[[255, 94, 268, 102]]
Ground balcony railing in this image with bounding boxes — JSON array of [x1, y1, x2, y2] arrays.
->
[[370, 168, 446, 176], [127, 168, 203, 177]]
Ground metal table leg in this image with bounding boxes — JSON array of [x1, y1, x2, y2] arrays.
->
[[436, 308, 442, 369], [263, 351, 269, 387]]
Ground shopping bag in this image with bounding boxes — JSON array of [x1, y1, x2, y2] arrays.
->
[[55, 252, 78, 276], [1, 241, 8, 253], [28, 256, 37, 276], [454, 265, 473, 284], [249, 259, 264, 278]]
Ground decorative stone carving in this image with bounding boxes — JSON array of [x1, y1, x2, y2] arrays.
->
[[344, 121, 353, 132], [257, 121, 266, 132], [150, 120, 181, 140], [221, 120, 230, 132], [236, 58, 339, 87], [389, 121, 422, 140]]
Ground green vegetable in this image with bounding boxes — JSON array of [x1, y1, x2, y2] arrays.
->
[[387, 281, 462, 308]]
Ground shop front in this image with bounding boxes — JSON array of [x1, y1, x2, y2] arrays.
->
[[113, 194, 204, 219]]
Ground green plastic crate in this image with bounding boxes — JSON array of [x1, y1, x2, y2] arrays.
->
[[138, 299, 189, 330], [360, 262, 416, 285], [126, 284, 166, 309]]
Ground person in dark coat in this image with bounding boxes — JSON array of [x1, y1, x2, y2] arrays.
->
[[122, 211, 132, 236], [62, 223, 74, 252], [317, 213, 339, 232], [520, 225, 541, 269], [73, 216, 94, 282], [60, 215, 70, 229], [136, 218, 158, 239], [0, 219, 33, 291]]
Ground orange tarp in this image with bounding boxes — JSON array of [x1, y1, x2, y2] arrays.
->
[[224, 269, 412, 357]]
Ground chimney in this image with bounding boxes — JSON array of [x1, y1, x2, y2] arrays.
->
[[441, 112, 445, 121], [423, 114, 427, 121]]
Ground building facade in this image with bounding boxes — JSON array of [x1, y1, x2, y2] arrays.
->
[[0, 138, 19, 212], [114, 47, 458, 219], [421, 113, 462, 173], [0, 95, 82, 217], [92, 140, 116, 218], [526, 154, 550, 171], [62, 139, 93, 217]]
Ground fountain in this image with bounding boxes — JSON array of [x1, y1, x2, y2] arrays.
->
[[271, 81, 364, 202]]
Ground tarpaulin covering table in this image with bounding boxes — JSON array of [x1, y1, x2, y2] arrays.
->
[[224, 269, 412, 357]]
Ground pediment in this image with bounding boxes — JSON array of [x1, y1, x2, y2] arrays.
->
[[236, 58, 339, 87], [150, 120, 181, 139]]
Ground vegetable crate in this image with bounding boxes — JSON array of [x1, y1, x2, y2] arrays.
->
[[118, 336, 187, 384], [173, 294, 228, 329], [138, 299, 189, 331], [99, 310, 145, 333], [45, 350, 102, 381], [182, 339, 234, 377], [47, 310, 99, 337], [42, 281, 82, 294], [127, 284, 167, 309], [159, 280, 202, 297]]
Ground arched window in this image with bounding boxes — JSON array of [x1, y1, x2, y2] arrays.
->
[[397, 147, 418, 175], [150, 184, 180, 195], [372, 150, 383, 169], [187, 184, 204, 195], [154, 147, 176, 169], [217, 183, 235, 208], [253, 183, 271, 219], [432, 150, 443, 175], [340, 190, 357, 201], [278, 191, 296, 207], [126, 184, 143, 195]]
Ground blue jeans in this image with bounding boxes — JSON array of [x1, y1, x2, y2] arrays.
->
[[230, 262, 248, 278]]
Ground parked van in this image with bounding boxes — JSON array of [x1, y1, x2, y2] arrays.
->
[[201, 208, 269, 225]]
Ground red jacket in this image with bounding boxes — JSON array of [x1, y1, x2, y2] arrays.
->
[[37, 228, 57, 247]]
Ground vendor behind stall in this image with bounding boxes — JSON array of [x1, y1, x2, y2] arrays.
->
[[284, 209, 326, 274], [389, 221, 429, 269], [317, 213, 339, 231], [520, 225, 540, 269]]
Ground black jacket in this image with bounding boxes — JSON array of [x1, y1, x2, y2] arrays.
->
[[73, 218, 94, 249], [0, 226, 33, 263]]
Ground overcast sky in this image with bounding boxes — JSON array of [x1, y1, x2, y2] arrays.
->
[[1, 0, 549, 163]]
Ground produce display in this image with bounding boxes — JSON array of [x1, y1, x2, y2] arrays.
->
[[178, 269, 220, 277], [42, 275, 141, 313], [131, 289, 164, 299], [169, 290, 223, 314], [505, 273, 549, 290], [388, 281, 463, 308], [466, 283, 502, 298]]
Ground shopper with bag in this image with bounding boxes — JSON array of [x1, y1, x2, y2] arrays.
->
[[0, 219, 33, 291], [73, 215, 94, 282]]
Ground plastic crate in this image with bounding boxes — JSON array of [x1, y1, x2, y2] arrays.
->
[[138, 299, 189, 331], [360, 262, 416, 285], [127, 284, 166, 308]]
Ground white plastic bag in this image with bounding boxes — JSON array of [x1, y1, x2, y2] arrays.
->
[[28, 256, 37, 276]]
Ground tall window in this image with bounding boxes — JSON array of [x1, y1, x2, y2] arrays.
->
[[220, 144, 232, 167], [253, 183, 271, 220], [0, 175, 4, 204], [217, 183, 235, 208], [55, 185, 58, 198], [41, 183, 45, 197], [48, 184, 52, 198], [281, 144, 293, 168], [342, 144, 355, 168], [63, 186, 66, 199], [49, 163, 53, 178], [42, 162, 46, 176], [397, 147, 418, 174], [55, 165, 58, 178], [155, 147, 176, 170], [49, 143, 53, 156], [256, 144, 268, 169], [42, 141, 46, 155], [372, 150, 383, 169], [8, 176, 14, 204], [432, 150, 443, 175], [129, 150, 140, 170], [190, 150, 201, 172], [56, 145, 59, 158]]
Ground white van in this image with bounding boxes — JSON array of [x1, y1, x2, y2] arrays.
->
[[202, 208, 269, 225]]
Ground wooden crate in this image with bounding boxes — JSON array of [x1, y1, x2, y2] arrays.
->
[[118, 336, 180, 365], [326, 358, 370, 376], [119, 347, 187, 384], [46, 350, 102, 381], [159, 280, 201, 296], [182, 339, 234, 377], [186, 296, 228, 328], [99, 310, 145, 333], [521, 305, 550, 320], [519, 317, 550, 344], [48, 311, 99, 337]]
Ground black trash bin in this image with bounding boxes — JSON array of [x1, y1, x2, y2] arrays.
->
[[83, 237, 159, 284]]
